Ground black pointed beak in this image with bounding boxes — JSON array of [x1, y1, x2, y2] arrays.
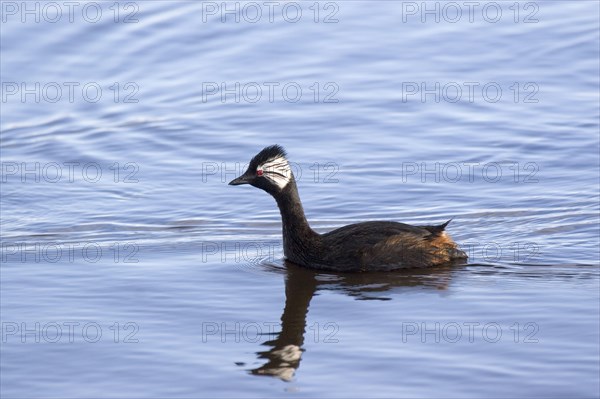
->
[[229, 174, 252, 186]]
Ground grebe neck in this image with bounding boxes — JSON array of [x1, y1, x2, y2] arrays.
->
[[273, 177, 319, 257]]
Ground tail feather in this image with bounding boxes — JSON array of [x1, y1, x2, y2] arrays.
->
[[439, 218, 452, 230], [423, 218, 453, 236], [423, 218, 468, 262]]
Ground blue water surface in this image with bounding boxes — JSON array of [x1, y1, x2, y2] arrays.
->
[[1, 1, 599, 398]]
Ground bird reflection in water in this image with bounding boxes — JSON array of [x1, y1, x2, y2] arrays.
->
[[248, 260, 463, 380]]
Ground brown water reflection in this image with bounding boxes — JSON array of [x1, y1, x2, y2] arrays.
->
[[250, 261, 464, 380]]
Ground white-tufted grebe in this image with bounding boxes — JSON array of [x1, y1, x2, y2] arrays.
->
[[229, 145, 467, 272]]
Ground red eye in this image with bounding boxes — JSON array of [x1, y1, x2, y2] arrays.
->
[[257, 169, 263, 176]]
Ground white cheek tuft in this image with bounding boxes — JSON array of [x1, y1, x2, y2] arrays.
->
[[258, 155, 291, 189]]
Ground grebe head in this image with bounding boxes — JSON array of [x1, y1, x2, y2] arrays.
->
[[229, 145, 292, 195]]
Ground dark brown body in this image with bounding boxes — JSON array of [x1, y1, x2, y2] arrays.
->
[[274, 177, 467, 272]]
